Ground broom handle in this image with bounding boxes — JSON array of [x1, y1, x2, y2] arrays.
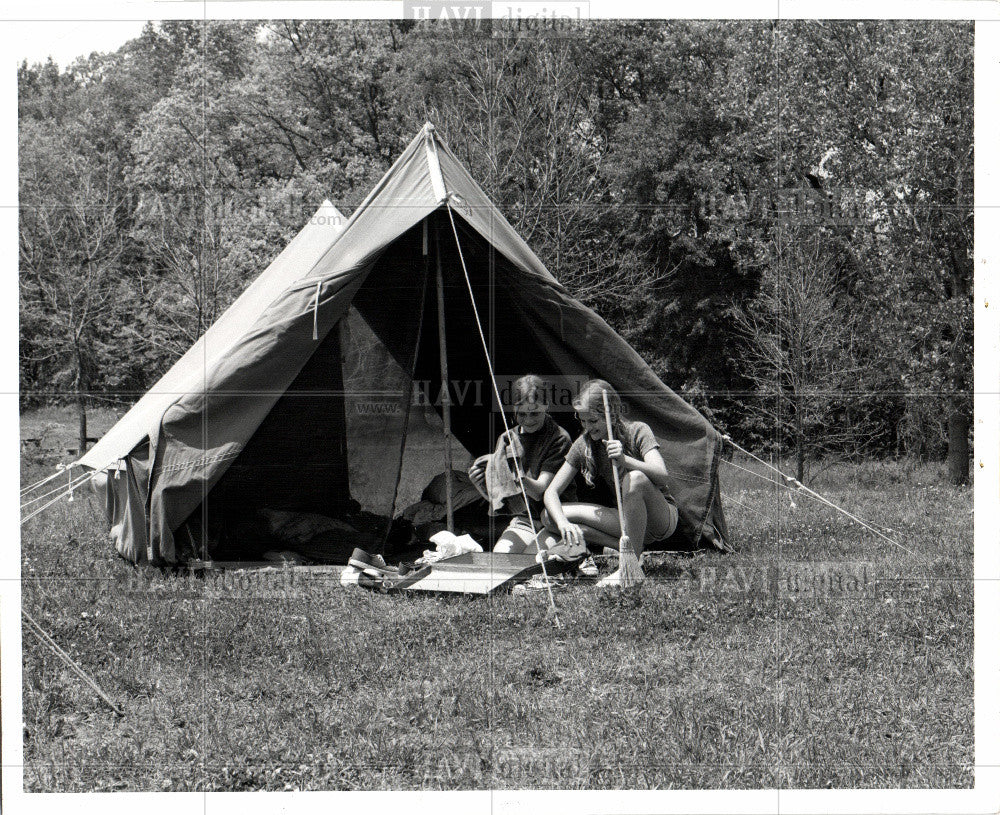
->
[[602, 390, 629, 550]]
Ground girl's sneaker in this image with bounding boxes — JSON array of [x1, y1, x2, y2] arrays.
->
[[340, 565, 382, 590], [348, 548, 399, 578], [576, 556, 599, 578]]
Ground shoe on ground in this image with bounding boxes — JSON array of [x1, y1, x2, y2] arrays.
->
[[381, 564, 431, 591], [577, 556, 599, 578], [348, 548, 399, 578], [341, 565, 386, 591]]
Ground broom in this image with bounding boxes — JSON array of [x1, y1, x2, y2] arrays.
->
[[596, 389, 645, 589]]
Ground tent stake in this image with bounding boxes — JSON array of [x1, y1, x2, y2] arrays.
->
[[435, 227, 454, 533]]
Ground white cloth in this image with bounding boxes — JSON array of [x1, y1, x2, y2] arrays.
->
[[416, 531, 483, 564]]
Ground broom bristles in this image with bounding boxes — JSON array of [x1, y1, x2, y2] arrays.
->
[[596, 535, 645, 589], [618, 549, 646, 589], [618, 544, 645, 588]]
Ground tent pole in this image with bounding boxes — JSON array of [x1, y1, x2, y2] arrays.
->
[[434, 225, 454, 533]]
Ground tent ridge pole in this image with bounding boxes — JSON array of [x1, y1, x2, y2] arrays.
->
[[435, 225, 454, 533]]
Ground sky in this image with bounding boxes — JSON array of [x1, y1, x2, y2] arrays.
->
[[12, 19, 148, 68]]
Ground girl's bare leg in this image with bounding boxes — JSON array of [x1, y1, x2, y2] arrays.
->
[[622, 471, 678, 554], [542, 503, 622, 550]]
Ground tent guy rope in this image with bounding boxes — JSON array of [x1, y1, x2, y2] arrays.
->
[[22, 609, 124, 716], [444, 201, 563, 625], [21, 467, 94, 509], [21, 469, 101, 525], [721, 435, 919, 559], [21, 463, 78, 496]]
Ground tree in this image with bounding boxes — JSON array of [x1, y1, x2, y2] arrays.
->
[[15, 20, 972, 477], [776, 21, 973, 482], [243, 20, 412, 199], [585, 21, 778, 425], [734, 229, 876, 482], [19, 114, 128, 453], [396, 22, 650, 302], [127, 24, 261, 359]]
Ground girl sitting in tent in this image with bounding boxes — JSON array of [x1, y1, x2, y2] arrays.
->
[[468, 374, 577, 556], [542, 379, 678, 558]]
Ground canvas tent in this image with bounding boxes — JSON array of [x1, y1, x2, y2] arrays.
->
[[81, 123, 729, 564]]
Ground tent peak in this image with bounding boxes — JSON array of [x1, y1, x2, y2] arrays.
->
[[315, 199, 346, 223], [423, 124, 448, 203]]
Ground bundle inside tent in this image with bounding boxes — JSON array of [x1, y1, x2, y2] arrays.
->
[[79, 123, 730, 565]]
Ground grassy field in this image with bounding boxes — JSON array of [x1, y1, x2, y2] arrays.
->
[[19, 408, 973, 791]]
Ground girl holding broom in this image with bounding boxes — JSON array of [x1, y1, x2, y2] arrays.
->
[[542, 380, 678, 566]]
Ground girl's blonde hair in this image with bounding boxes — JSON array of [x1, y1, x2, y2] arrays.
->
[[573, 379, 626, 487], [512, 374, 548, 407]]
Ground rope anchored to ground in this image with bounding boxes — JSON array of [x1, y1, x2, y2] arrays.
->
[[720, 435, 919, 559]]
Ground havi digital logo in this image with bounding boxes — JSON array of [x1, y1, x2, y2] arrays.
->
[[404, 1, 489, 21]]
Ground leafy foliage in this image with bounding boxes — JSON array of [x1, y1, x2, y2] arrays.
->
[[17, 20, 973, 477]]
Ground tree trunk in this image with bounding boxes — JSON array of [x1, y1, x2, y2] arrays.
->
[[75, 347, 88, 455], [793, 389, 805, 483], [946, 260, 971, 485], [73, 346, 87, 456], [77, 391, 88, 455], [947, 407, 969, 485]]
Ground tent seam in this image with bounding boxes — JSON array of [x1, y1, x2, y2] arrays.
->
[[155, 449, 242, 475]]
